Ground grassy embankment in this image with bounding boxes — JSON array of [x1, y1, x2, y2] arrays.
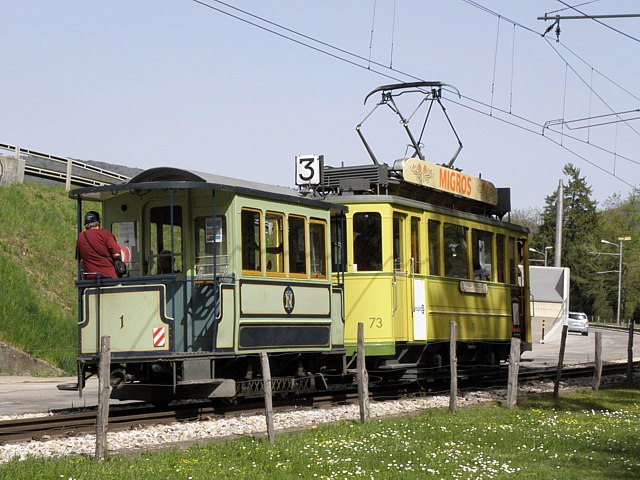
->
[[0, 183, 78, 372], [1, 385, 639, 479]]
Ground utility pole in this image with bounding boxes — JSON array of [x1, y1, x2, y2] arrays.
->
[[554, 180, 563, 267]]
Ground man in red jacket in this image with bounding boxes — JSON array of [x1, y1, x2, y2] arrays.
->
[[76, 211, 121, 279]]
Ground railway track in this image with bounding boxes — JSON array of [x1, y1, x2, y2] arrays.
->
[[0, 393, 352, 444], [1, 362, 636, 445]]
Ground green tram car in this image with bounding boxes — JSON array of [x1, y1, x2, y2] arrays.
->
[[317, 157, 532, 380], [71, 168, 348, 402]]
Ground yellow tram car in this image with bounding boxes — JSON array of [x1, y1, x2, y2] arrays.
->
[[313, 81, 532, 379], [322, 157, 531, 379]]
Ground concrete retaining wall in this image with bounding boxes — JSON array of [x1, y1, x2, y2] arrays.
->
[[0, 341, 63, 376]]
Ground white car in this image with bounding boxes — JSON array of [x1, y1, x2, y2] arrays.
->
[[568, 312, 589, 336]]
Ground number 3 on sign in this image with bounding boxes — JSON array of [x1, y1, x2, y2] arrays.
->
[[295, 155, 323, 186]]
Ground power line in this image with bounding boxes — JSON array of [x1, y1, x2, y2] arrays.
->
[[444, 93, 637, 188], [557, 42, 640, 103], [190, 0, 415, 83], [459, 0, 540, 35], [547, 1, 603, 16], [553, 0, 640, 43], [544, 37, 640, 139], [190, 0, 639, 187], [459, 0, 640, 138], [450, 87, 640, 168]]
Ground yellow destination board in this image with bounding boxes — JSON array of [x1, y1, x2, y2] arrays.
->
[[401, 158, 498, 206]]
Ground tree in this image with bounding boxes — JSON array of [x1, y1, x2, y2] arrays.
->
[[511, 207, 541, 234], [532, 164, 600, 314], [596, 189, 640, 322]]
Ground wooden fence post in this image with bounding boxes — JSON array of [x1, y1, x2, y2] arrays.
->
[[593, 331, 602, 392], [357, 322, 370, 422], [506, 337, 521, 409], [449, 321, 457, 414], [627, 320, 635, 385], [553, 325, 568, 399], [260, 352, 275, 444], [95, 336, 111, 460]]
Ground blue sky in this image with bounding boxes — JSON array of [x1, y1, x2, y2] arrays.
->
[[2, 1, 639, 208]]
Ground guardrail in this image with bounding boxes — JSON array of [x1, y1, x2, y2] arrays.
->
[[0, 143, 130, 189]]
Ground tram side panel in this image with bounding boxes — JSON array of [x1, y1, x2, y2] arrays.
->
[[424, 279, 514, 342], [232, 196, 344, 357]]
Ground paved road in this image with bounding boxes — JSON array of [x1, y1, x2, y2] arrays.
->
[[0, 377, 100, 417], [1, 327, 638, 417], [522, 327, 639, 368]]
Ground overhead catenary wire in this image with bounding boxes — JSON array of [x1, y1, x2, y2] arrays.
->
[[461, 0, 640, 139], [547, 0, 604, 16], [368, 0, 377, 70], [555, 0, 640, 44], [191, 0, 417, 83], [443, 93, 637, 189], [544, 37, 640, 139], [189, 0, 639, 187], [453, 89, 640, 167], [390, 0, 397, 69], [562, 62, 569, 145], [509, 24, 516, 113], [490, 15, 501, 115], [558, 41, 640, 103]]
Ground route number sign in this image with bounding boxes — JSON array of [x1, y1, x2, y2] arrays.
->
[[295, 154, 324, 187]]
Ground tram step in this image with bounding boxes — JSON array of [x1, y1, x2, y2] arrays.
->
[[57, 382, 79, 391], [378, 362, 420, 370]]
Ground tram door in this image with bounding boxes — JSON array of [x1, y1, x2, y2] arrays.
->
[[143, 202, 187, 350], [392, 213, 409, 341]]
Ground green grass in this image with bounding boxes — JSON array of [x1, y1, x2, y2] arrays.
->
[[0, 183, 78, 371], [1, 386, 639, 479]]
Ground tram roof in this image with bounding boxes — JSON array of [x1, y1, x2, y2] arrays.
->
[[332, 193, 529, 234], [69, 167, 346, 212]]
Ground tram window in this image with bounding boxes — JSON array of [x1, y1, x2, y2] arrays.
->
[[149, 206, 183, 275], [265, 212, 284, 275], [241, 209, 261, 274], [195, 216, 227, 275], [310, 219, 327, 279], [393, 214, 404, 272], [444, 223, 469, 279], [472, 229, 493, 281], [353, 212, 382, 272], [330, 216, 345, 273], [410, 217, 421, 274], [508, 237, 516, 284], [288, 215, 307, 276], [517, 238, 526, 287], [428, 220, 441, 276], [111, 221, 139, 277], [496, 234, 506, 283]]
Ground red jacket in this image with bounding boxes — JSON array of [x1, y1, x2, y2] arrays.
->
[[77, 228, 120, 279]]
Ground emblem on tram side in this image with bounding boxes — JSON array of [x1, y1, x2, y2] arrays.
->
[[283, 286, 295, 314]]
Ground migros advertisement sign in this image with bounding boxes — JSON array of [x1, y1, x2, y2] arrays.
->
[[401, 158, 498, 205]]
